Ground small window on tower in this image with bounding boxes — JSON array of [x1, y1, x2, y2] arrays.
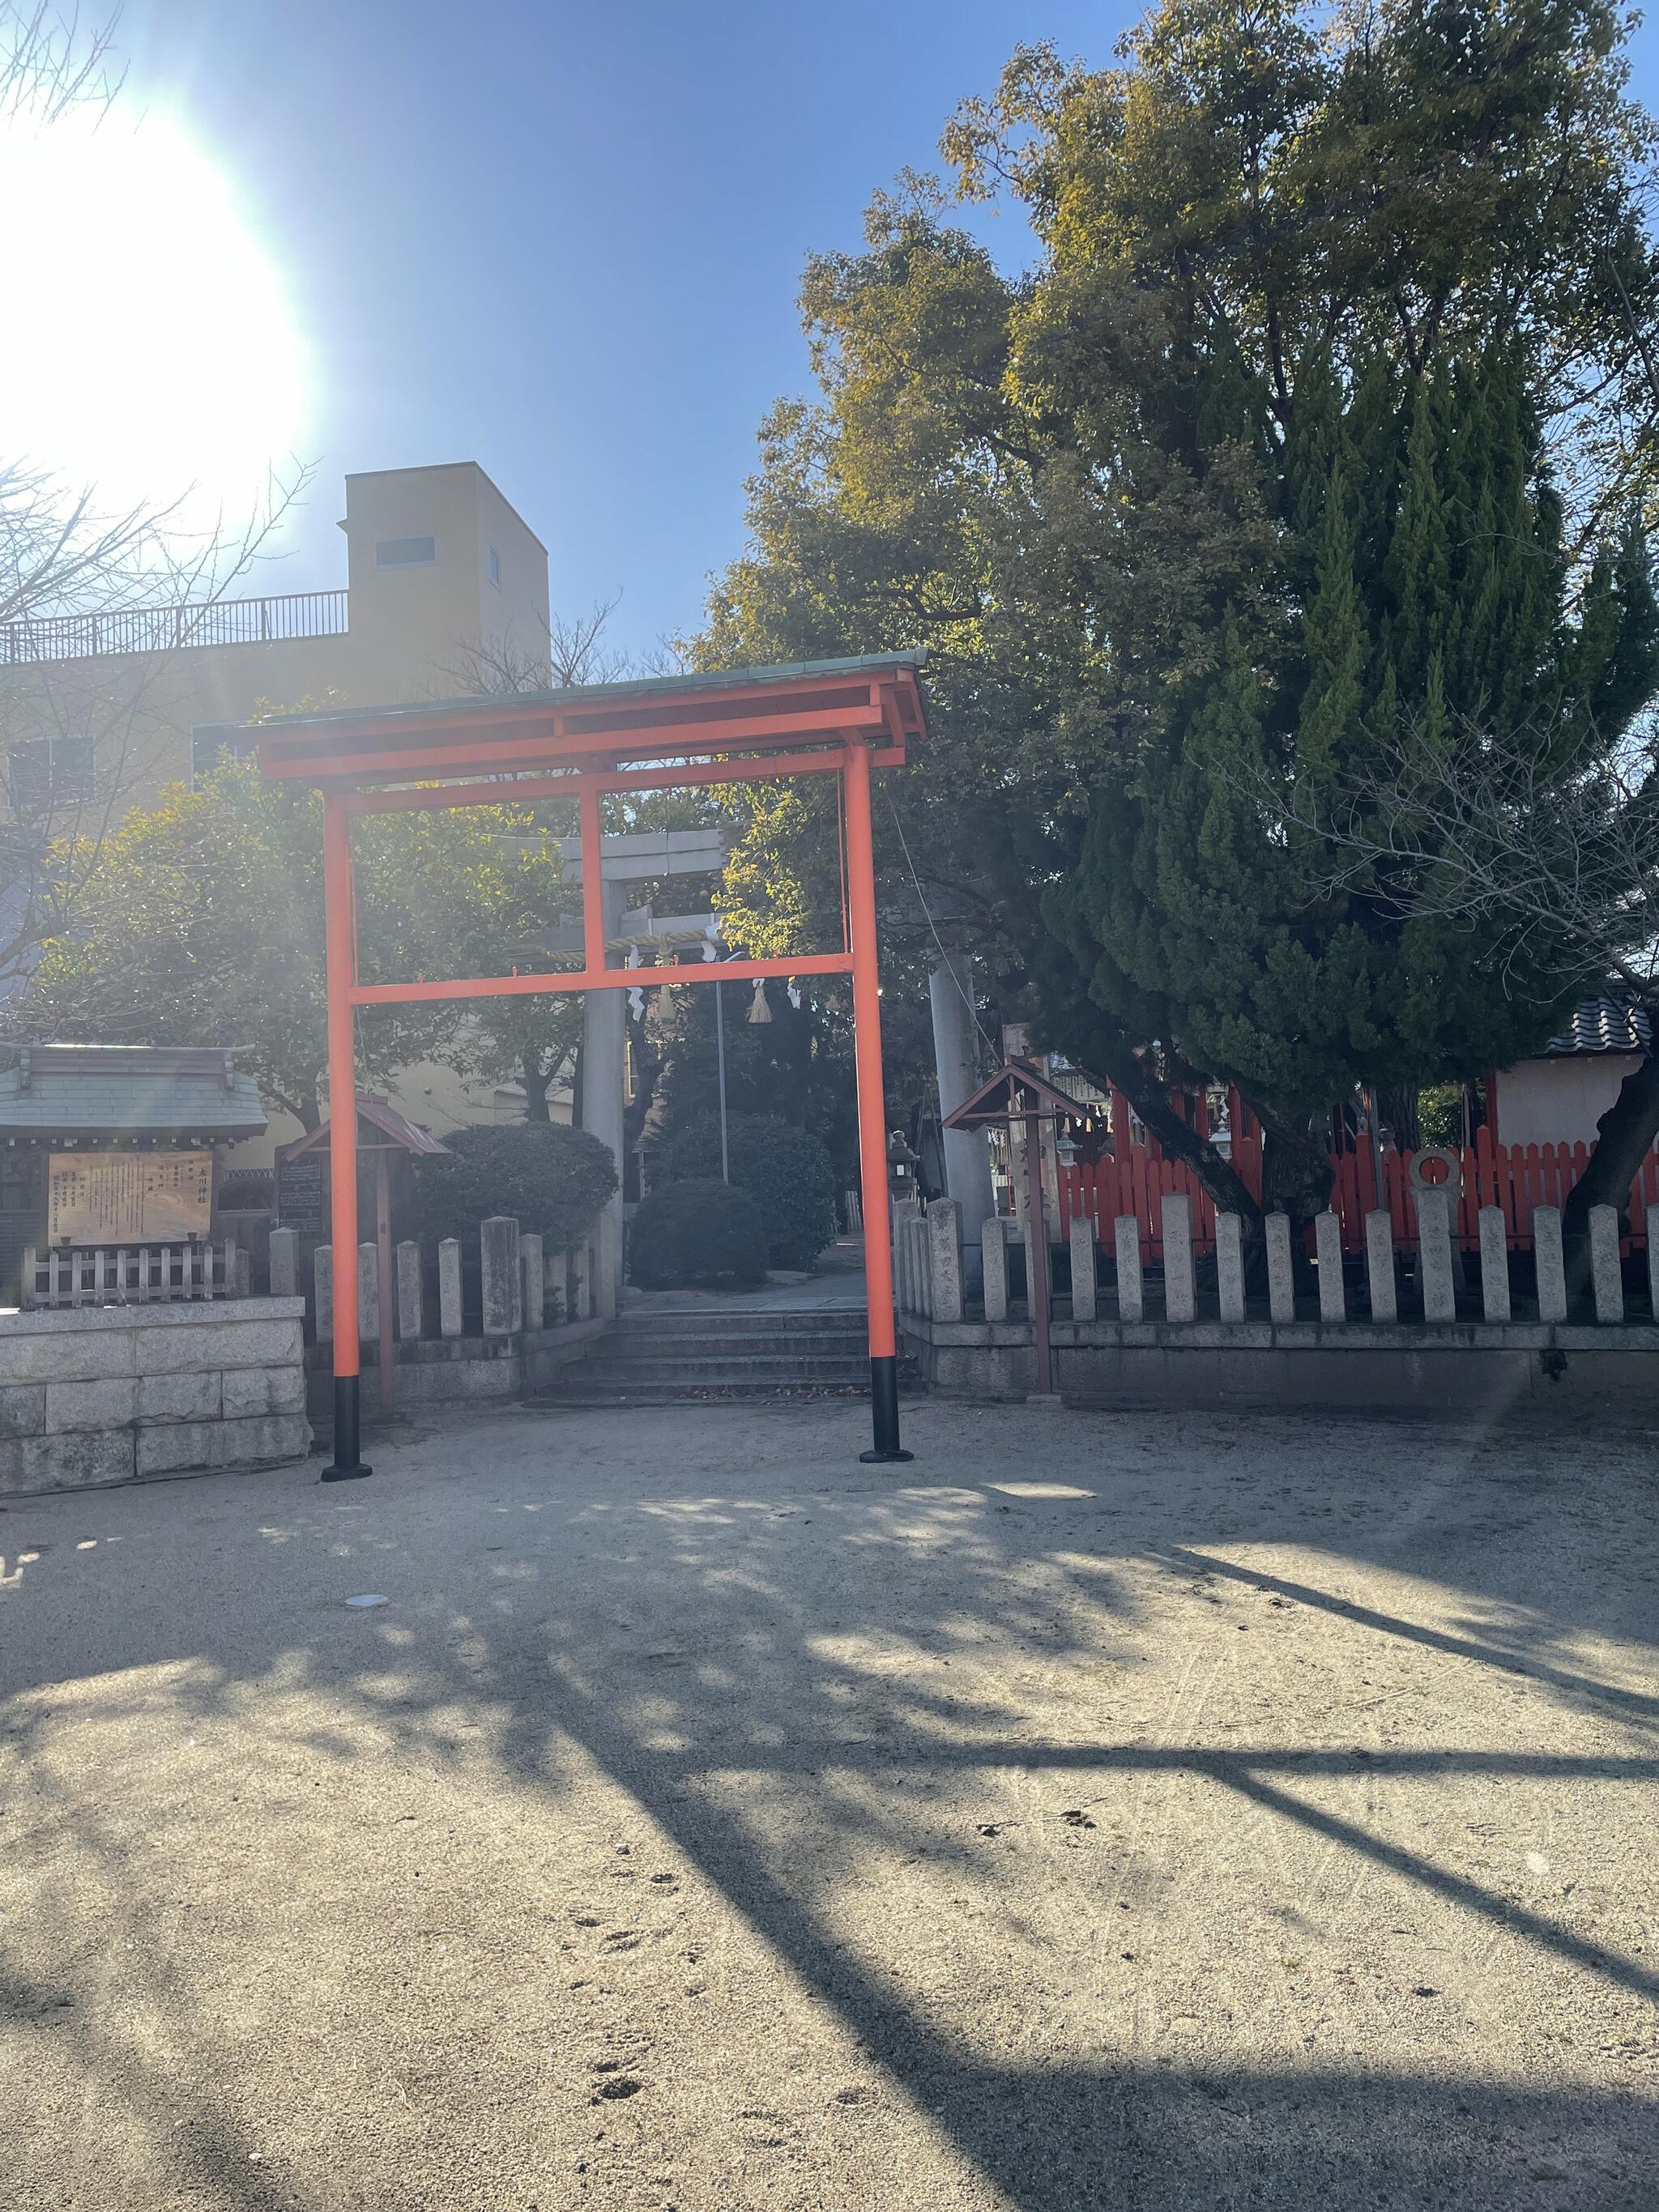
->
[[488, 545, 501, 589], [375, 534, 437, 568]]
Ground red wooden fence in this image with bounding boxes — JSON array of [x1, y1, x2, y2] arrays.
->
[[1056, 1086, 1657, 1259]]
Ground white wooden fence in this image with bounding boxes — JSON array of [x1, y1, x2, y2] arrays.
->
[[20, 1239, 245, 1310]]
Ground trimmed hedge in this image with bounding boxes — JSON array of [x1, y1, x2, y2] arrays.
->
[[656, 1112, 838, 1270], [409, 1123, 617, 1251], [629, 1178, 768, 1289]]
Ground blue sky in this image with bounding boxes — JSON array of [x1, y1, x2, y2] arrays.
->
[[105, 2, 1659, 660]]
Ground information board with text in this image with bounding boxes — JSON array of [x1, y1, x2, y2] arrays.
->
[[47, 1151, 214, 1243]]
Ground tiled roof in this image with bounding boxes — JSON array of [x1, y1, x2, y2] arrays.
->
[[1542, 997, 1652, 1057], [0, 1045, 267, 1136]]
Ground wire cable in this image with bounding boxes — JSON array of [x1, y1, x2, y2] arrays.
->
[[885, 793, 998, 1055]]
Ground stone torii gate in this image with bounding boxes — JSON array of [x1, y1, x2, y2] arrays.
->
[[551, 823, 729, 1315], [249, 653, 926, 1477]]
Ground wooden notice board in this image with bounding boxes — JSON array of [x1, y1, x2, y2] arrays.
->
[[275, 1149, 331, 1235], [47, 1150, 213, 1243]]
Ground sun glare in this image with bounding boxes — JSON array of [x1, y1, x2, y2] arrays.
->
[[0, 104, 307, 522]]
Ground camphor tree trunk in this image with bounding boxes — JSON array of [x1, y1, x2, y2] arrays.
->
[[1248, 1097, 1335, 1227], [1083, 1046, 1264, 1222], [1378, 1084, 1422, 1153], [1561, 1048, 1659, 1299]]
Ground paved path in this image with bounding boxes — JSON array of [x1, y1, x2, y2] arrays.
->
[[1, 1400, 1654, 2210], [622, 1234, 869, 1315]]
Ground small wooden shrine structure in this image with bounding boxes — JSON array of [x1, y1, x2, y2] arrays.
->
[[943, 1057, 1094, 1396], [0, 1045, 267, 1307]]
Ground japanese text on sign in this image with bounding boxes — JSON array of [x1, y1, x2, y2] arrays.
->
[[47, 1151, 213, 1242]]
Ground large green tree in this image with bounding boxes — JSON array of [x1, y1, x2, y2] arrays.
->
[[1047, 342, 1659, 1209], [11, 761, 578, 1129], [696, 0, 1659, 1213]]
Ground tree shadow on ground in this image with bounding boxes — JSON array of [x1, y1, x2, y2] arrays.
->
[[1, 1402, 1656, 2208]]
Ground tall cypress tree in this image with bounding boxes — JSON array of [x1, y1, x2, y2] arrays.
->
[[1046, 339, 1659, 1206]]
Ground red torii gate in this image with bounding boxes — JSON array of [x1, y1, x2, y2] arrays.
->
[[252, 652, 926, 1477]]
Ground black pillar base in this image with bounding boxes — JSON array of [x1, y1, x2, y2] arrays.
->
[[321, 1374, 373, 1482], [859, 1353, 914, 1464]]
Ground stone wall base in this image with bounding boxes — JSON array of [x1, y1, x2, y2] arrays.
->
[[304, 1316, 609, 1418], [901, 1314, 1659, 1419], [0, 1299, 311, 1494]]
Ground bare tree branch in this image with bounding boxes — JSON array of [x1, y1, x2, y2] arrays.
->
[[0, 2, 122, 124], [431, 594, 632, 698], [1258, 710, 1659, 1008], [1, 458, 318, 990]]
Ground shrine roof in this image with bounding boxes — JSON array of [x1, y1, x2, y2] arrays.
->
[[0, 1046, 267, 1140], [234, 652, 925, 736]]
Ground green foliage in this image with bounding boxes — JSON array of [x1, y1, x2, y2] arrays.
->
[[15, 764, 360, 1125], [408, 1123, 616, 1252], [655, 1111, 839, 1269], [1047, 343, 1659, 1144], [11, 760, 582, 1126], [628, 1178, 768, 1289], [1416, 1085, 1465, 1149], [693, 0, 1659, 1209]]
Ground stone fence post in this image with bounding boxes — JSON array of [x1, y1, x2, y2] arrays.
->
[[1478, 1208, 1511, 1323], [1161, 1192, 1195, 1323], [892, 1197, 920, 1315], [1315, 1210, 1345, 1323], [521, 1233, 545, 1332], [927, 1198, 965, 1323], [357, 1242, 378, 1346], [981, 1217, 1009, 1322], [1364, 1210, 1397, 1323], [1215, 1211, 1245, 1323], [1068, 1212, 1098, 1323], [481, 1217, 521, 1336], [1533, 1206, 1567, 1323], [1115, 1216, 1144, 1323], [909, 1214, 931, 1319], [438, 1238, 464, 1339], [397, 1241, 423, 1340], [1265, 1213, 1295, 1324], [1589, 1204, 1623, 1323], [268, 1225, 298, 1299], [1415, 1187, 1456, 1322], [313, 1243, 333, 1342]]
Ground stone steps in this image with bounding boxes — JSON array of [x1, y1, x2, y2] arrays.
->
[[610, 1310, 868, 1336], [538, 1378, 868, 1406], [570, 1353, 869, 1382], [527, 1306, 875, 1407], [595, 1332, 867, 1362]]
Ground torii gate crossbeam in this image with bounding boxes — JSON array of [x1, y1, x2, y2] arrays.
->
[[249, 653, 926, 1477]]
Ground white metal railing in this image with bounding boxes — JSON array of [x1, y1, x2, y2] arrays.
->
[[0, 589, 348, 666], [21, 1239, 242, 1307]]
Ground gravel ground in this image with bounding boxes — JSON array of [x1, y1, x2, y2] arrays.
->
[[0, 1396, 1655, 2211]]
